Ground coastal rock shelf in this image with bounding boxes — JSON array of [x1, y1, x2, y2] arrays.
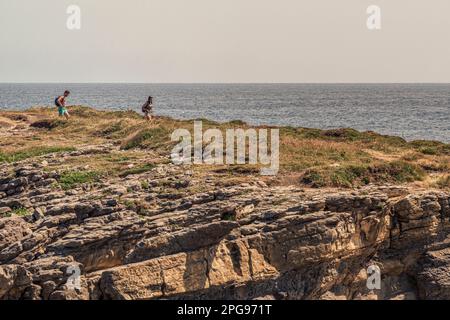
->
[[0, 106, 449, 300], [0, 160, 449, 299]]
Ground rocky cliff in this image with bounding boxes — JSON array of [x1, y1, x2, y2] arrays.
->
[[0, 107, 449, 300], [1, 158, 449, 300]]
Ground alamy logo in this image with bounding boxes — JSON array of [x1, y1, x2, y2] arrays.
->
[[171, 121, 279, 175], [366, 265, 381, 290], [66, 264, 81, 291], [367, 5, 381, 30], [66, 5, 81, 30]]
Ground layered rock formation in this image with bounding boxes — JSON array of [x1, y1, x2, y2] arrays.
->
[[1, 154, 450, 300]]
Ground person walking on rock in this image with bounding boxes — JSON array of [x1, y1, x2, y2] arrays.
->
[[141, 96, 153, 122], [55, 90, 71, 120]]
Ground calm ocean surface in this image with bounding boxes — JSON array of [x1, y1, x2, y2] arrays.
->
[[0, 83, 449, 142]]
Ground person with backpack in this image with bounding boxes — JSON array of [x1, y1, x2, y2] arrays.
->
[[141, 96, 153, 121], [55, 90, 70, 120]]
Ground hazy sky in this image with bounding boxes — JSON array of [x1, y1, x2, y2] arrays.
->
[[1, 0, 450, 83]]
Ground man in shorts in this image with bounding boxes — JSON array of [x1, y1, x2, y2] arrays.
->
[[55, 90, 70, 120]]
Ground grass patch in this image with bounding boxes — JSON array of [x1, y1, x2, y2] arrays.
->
[[120, 127, 171, 150], [0, 146, 76, 163], [1, 106, 448, 190], [302, 161, 425, 188], [69, 106, 105, 118], [280, 136, 373, 173], [221, 210, 237, 221], [330, 165, 368, 188], [226, 120, 247, 126], [11, 207, 30, 217], [302, 170, 327, 187], [281, 126, 407, 148], [30, 119, 68, 130], [409, 140, 450, 156], [436, 175, 450, 189], [123, 200, 137, 211], [99, 121, 125, 136], [322, 128, 365, 141], [371, 161, 426, 183], [119, 163, 156, 177], [212, 164, 260, 175], [58, 170, 101, 190], [141, 180, 150, 189]]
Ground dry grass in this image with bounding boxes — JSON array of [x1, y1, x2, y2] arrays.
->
[[435, 175, 450, 189], [0, 105, 449, 189]]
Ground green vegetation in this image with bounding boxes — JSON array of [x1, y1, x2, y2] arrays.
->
[[1, 106, 448, 189], [221, 210, 237, 221], [0, 207, 32, 218], [0, 146, 76, 163], [57, 170, 101, 190], [11, 207, 30, 217], [99, 120, 125, 137], [302, 161, 425, 188], [121, 199, 149, 216], [140, 180, 150, 190], [374, 161, 426, 182], [281, 127, 407, 147], [119, 163, 156, 177], [123, 200, 137, 211], [410, 140, 450, 156], [120, 127, 171, 150]]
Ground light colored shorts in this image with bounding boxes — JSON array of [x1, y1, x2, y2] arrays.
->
[[58, 106, 69, 116]]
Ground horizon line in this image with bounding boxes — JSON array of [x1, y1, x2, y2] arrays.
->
[[2, 82, 450, 85]]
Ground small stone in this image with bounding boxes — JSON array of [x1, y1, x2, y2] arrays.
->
[[105, 199, 118, 207], [42, 281, 57, 300], [175, 180, 190, 189], [0, 206, 11, 213], [15, 186, 25, 194], [22, 284, 42, 300], [31, 175, 43, 182], [65, 190, 78, 196], [256, 180, 268, 188], [32, 207, 45, 221]]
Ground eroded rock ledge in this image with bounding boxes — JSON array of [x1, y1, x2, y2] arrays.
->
[[1, 159, 449, 300]]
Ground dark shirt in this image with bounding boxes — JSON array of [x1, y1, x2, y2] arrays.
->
[[142, 101, 153, 113]]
